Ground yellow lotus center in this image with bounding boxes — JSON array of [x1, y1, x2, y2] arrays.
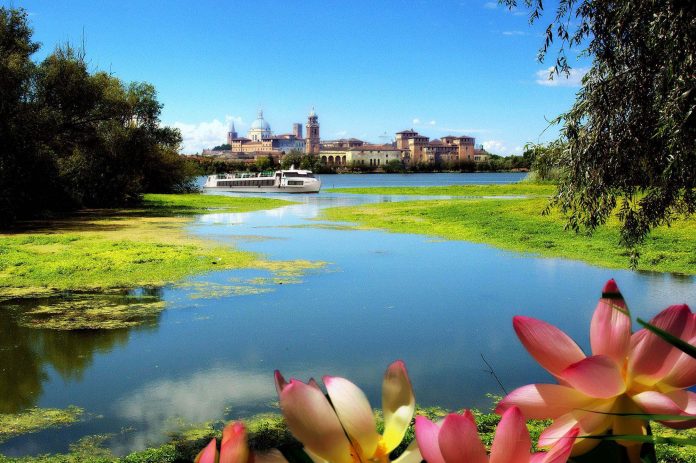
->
[[368, 439, 390, 463]]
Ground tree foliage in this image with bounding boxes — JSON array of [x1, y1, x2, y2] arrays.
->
[[504, 0, 696, 256], [0, 7, 196, 226]]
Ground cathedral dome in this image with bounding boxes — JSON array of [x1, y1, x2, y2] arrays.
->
[[250, 110, 271, 131]]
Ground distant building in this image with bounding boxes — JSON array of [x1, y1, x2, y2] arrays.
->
[[305, 108, 320, 154], [396, 129, 477, 164], [203, 110, 486, 167], [321, 138, 366, 149], [293, 123, 303, 139], [320, 144, 407, 167]]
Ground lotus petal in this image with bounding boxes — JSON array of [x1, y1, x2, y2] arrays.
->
[[382, 360, 416, 452], [196, 439, 219, 463], [278, 379, 354, 463], [324, 375, 380, 458], [560, 355, 626, 399], [490, 406, 531, 463], [513, 316, 586, 377], [590, 280, 631, 363], [538, 409, 610, 453], [629, 305, 690, 384], [414, 416, 446, 463], [537, 427, 579, 463], [220, 422, 249, 463], [632, 390, 696, 429], [496, 384, 594, 419], [438, 411, 487, 463]]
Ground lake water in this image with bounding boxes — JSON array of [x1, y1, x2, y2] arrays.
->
[[2, 173, 695, 456]]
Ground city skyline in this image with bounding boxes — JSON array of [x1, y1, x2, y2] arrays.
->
[[11, 0, 589, 155]]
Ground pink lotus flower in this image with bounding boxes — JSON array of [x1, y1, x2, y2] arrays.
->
[[415, 406, 578, 463], [195, 422, 287, 463], [497, 279, 696, 456], [274, 361, 421, 463]]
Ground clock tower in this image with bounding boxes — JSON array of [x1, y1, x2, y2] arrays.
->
[[305, 108, 320, 154]]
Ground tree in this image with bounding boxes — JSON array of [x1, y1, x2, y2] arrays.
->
[[504, 0, 696, 257], [280, 150, 303, 169], [0, 7, 197, 224]]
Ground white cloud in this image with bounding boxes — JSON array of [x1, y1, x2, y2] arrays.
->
[[502, 30, 526, 36], [483, 1, 497, 9], [412, 118, 421, 125], [482, 140, 523, 156], [171, 115, 244, 154], [535, 67, 589, 87], [334, 130, 348, 137], [428, 120, 437, 126]]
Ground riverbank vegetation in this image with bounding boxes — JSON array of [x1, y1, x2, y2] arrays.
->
[[0, 194, 296, 302], [501, 0, 696, 254], [191, 150, 532, 176], [1, 406, 693, 463], [322, 186, 696, 274], [0, 8, 198, 227]]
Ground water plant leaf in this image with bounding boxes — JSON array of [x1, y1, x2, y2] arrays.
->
[[636, 318, 696, 359]]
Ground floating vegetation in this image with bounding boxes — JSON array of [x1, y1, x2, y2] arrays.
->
[[245, 277, 303, 286], [176, 259, 325, 300], [180, 282, 274, 299], [0, 406, 84, 443], [254, 259, 325, 277], [15, 294, 166, 330]]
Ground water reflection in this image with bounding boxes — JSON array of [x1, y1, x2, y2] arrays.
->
[[0, 291, 163, 413], [110, 365, 280, 454]]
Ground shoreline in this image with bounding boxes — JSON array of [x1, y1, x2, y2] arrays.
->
[[0, 194, 297, 301], [321, 184, 696, 275]]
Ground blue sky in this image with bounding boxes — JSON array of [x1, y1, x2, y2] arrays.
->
[[7, 0, 588, 154]]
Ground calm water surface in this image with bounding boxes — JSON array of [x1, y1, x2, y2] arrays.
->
[[2, 173, 694, 456]]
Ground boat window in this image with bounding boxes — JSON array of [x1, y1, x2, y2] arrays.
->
[[284, 172, 314, 178]]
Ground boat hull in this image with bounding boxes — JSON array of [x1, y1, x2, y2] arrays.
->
[[204, 184, 320, 193]]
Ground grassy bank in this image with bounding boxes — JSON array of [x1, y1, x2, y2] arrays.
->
[[322, 188, 696, 274], [0, 194, 295, 301], [1, 407, 693, 463], [327, 183, 556, 197]]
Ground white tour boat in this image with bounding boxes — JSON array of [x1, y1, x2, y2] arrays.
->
[[203, 167, 321, 193]]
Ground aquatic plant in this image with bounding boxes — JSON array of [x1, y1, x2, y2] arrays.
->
[[497, 279, 696, 457], [274, 361, 420, 463], [414, 406, 577, 463]]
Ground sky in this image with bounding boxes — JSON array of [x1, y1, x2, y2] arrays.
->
[[6, 0, 590, 155]]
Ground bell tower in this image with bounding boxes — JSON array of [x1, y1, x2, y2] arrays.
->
[[226, 121, 238, 145], [305, 108, 320, 154]]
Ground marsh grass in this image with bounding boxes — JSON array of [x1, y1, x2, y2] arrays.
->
[[0, 194, 295, 300], [0, 407, 84, 444], [322, 196, 696, 274]]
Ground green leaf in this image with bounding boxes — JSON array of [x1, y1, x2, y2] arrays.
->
[[637, 318, 696, 359]]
